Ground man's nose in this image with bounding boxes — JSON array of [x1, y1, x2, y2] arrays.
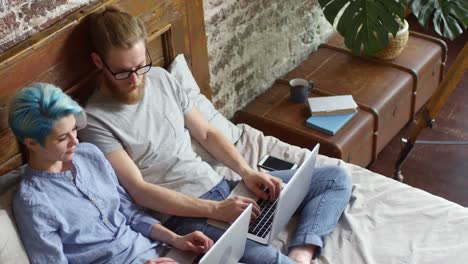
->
[[129, 72, 139, 85]]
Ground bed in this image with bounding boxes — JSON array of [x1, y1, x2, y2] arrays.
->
[[1, 0, 467, 263]]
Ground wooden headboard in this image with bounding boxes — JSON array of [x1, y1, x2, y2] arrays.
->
[[0, 0, 210, 176]]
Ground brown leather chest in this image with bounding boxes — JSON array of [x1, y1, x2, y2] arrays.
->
[[235, 32, 447, 167], [235, 81, 375, 166]]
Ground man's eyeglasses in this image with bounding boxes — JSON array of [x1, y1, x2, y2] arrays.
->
[[101, 49, 153, 80]]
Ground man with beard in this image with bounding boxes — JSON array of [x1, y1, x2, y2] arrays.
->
[[79, 6, 352, 264]]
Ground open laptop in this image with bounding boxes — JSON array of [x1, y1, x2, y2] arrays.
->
[[199, 204, 252, 264], [165, 204, 252, 264], [209, 144, 320, 245]]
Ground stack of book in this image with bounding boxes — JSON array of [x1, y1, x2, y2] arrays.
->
[[305, 95, 358, 135]]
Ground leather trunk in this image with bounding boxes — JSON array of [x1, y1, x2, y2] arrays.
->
[[284, 31, 446, 161], [235, 32, 446, 167], [235, 80, 375, 167]]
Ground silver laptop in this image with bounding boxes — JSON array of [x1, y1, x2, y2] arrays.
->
[[165, 204, 252, 264], [199, 204, 252, 264], [209, 144, 319, 245]]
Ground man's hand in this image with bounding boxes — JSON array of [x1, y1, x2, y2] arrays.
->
[[172, 231, 214, 254], [242, 170, 283, 201], [214, 196, 260, 223], [144, 257, 178, 264]]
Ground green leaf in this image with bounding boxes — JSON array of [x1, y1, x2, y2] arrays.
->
[[318, 0, 467, 55], [319, 0, 406, 56], [409, 0, 467, 40]]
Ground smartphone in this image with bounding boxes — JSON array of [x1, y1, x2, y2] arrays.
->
[[258, 154, 298, 171]]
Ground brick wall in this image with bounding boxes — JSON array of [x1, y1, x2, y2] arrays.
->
[[0, 0, 333, 117], [203, 0, 333, 118], [0, 0, 92, 52]]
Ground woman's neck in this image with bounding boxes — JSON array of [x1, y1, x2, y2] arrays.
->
[[28, 155, 71, 173]]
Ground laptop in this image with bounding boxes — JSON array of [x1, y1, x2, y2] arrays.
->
[[199, 204, 252, 264], [165, 204, 252, 264], [209, 144, 319, 245]]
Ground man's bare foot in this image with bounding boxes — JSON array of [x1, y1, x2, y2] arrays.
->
[[288, 245, 315, 264]]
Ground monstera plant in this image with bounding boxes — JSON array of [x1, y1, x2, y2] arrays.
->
[[318, 0, 467, 56]]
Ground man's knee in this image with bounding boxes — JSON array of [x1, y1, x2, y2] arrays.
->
[[315, 165, 352, 191], [332, 166, 352, 190]]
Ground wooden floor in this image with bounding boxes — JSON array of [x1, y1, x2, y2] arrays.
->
[[368, 16, 468, 206]]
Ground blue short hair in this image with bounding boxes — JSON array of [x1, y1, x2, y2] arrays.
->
[[8, 83, 84, 146]]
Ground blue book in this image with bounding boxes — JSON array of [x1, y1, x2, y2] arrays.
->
[[305, 111, 357, 135]]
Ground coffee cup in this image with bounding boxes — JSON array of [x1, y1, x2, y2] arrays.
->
[[289, 78, 314, 103]]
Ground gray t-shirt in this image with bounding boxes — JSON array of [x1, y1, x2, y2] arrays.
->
[[79, 68, 223, 198]]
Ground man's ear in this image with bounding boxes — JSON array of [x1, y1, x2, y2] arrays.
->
[[91, 52, 103, 69], [23, 138, 40, 152]]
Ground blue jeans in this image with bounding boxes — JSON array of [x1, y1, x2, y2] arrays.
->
[[164, 165, 352, 264]]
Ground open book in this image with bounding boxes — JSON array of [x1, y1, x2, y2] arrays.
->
[[308, 95, 358, 116]]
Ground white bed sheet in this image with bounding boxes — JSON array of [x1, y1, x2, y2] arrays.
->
[[211, 123, 468, 264], [1, 123, 467, 263]]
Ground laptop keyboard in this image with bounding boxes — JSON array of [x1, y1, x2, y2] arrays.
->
[[248, 197, 278, 238]]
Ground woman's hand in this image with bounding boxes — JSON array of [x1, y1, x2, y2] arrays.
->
[[173, 231, 213, 253]]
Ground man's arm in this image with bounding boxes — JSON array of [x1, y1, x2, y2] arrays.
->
[[106, 149, 259, 222], [184, 108, 283, 201]]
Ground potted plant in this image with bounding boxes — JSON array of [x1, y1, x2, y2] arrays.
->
[[318, 0, 467, 58]]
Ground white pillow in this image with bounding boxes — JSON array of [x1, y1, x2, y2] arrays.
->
[[169, 54, 241, 164], [0, 168, 29, 264]]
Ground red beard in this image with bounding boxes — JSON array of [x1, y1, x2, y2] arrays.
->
[[103, 76, 145, 104]]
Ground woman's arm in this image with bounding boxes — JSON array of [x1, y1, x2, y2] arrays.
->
[[13, 200, 67, 263], [148, 223, 213, 254]]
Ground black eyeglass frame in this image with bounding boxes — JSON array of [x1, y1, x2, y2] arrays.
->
[[100, 49, 153, 80]]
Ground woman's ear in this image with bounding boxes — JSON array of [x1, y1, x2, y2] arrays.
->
[[24, 138, 40, 151], [91, 52, 103, 69]]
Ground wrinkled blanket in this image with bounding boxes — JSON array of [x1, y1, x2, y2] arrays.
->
[[2, 123, 467, 263], [211, 124, 468, 264]]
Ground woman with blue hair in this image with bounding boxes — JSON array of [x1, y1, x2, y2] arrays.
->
[[9, 83, 213, 264]]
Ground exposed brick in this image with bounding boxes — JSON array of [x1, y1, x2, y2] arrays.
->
[[236, 45, 244, 57], [231, 63, 249, 78], [0, 0, 22, 13], [0, 0, 91, 53], [237, 24, 255, 41], [238, 0, 249, 9], [24, 1, 58, 15], [234, 79, 244, 93], [21, 0, 68, 24], [213, 98, 225, 109], [211, 35, 239, 76], [206, 0, 224, 9], [261, 0, 270, 8], [0, 12, 18, 36], [204, 0, 334, 118]]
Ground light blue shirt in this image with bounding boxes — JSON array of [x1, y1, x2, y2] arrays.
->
[[13, 143, 160, 264]]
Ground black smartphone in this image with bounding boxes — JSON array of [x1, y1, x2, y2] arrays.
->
[[258, 154, 298, 171]]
